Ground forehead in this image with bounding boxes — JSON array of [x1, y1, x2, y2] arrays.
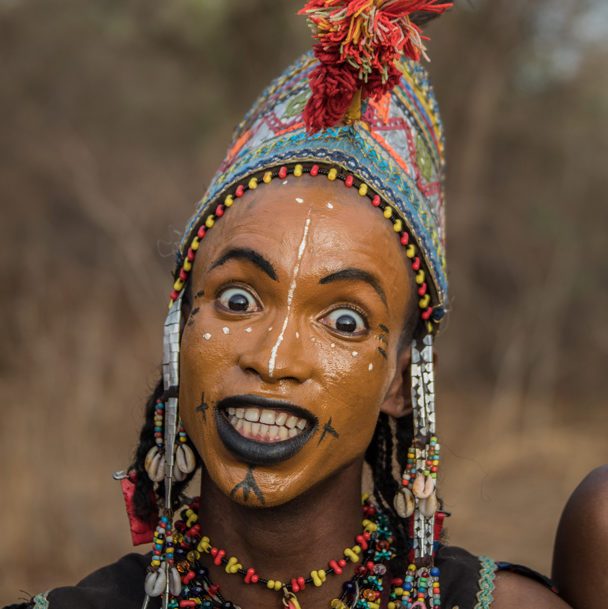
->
[[192, 176, 411, 293]]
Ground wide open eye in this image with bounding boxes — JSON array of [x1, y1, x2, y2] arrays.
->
[[322, 308, 368, 336], [217, 287, 261, 313]]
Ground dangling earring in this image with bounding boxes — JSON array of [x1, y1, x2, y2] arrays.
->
[[142, 294, 196, 609], [393, 334, 442, 609]]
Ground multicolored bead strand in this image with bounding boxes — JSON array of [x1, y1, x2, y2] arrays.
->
[[168, 163, 442, 335]]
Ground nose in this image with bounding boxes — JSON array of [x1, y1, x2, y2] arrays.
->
[[238, 323, 313, 384]]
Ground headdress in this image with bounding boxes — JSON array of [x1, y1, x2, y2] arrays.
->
[[117, 2, 453, 608]]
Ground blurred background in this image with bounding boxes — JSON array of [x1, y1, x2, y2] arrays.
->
[[1, 0, 607, 603]]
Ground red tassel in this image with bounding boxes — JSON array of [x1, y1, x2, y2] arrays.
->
[[119, 472, 158, 546]]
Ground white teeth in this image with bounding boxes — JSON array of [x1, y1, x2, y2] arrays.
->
[[236, 419, 244, 432], [230, 416, 238, 427], [279, 426, 288, 441], [296, 418, 307, 430], [243, 421, 252, 435], [275, 412, 287, 425], [245, 408, 260, 422], [251, 422, 261, 435], [288, 428, 298, 438], [286, 416, 298, 429], [236, 407, 245, 419], [260, 410, 276, 424], [228, 407, 236, 416], [260, 423, 270, 436]]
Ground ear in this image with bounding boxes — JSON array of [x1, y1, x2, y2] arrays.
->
[[380, 345, 412, 418]]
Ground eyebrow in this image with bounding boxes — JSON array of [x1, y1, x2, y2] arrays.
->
[[209, 247, 278, 281], [319, 268, 387, 307]]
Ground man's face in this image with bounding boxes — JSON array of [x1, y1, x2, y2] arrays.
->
[[179, 176, 413, 507]]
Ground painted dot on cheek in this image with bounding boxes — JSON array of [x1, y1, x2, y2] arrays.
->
[[282, 180, 288, 185], [295, 197, 304, 204], [352, 351, 359, 357], [245, 327, 253, 333], [203, 333, 212, 341], [368, 363, 374, 371], [330, 343, 335, 348], [268, 326, 273, 332], [222, 327, 230, 335], [295, 332, 300, 339], [327, 202, 334, 209]]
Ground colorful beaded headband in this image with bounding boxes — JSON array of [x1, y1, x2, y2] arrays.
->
[[169, 161, 442, 335]]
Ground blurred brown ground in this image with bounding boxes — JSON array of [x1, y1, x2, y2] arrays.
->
[[1, 0, 607, 603]]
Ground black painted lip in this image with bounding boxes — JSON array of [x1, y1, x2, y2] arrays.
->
[[215, 395, 318, 466]]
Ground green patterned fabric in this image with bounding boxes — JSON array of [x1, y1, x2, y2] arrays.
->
[[474, 555, 497, 609]]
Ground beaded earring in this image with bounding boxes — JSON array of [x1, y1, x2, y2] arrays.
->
[[142, 294, 197, 609], [392, 334, 441, 609]]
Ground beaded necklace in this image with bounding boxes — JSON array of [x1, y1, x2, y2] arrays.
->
[[161, 496, 397, 609]]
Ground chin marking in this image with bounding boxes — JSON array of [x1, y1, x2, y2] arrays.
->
[[377, 346, 388, 360], [318, 417, 340, 445], [230, 465, 266, 505], [195, 290, 205, 299]]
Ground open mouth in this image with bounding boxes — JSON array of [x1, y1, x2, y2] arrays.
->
[[215, 395, 318, 466]]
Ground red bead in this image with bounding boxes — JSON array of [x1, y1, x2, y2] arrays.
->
[[182, 570, 196, 584], [215, 204, 224, 217], [338, 559, 347, 568], [418, 283, 427, 296], [363, 531, 371, 540], [210, 547, 217, 556], [400, 232, 410, 245], [244, 568, 256, 584], [197, 226, 206, 239], [179, 601, 196, 608], [208, 584, 220, 595], [235, 184, 245, 197], [170, 290, 179, 301], [412, 257, 421, 271], [310, 164, 319, 176], [252, 574, 259, 583], [345, 175, 354, 188], [187, 248, 195, 262], [355, 566, 367, 576], [278, 166, 288, 179], [372, 195, 381, 207], [297, 577, 305, 589], [421, 307, 433, 320], [291, 578, 300, 593], [356, 534, 369, 551], [392, 578, 404, 586], [329, 559, 342, 575], [366, 561, 375, 572], [179, 269, 188, 281]]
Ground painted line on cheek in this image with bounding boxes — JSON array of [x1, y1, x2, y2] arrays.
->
[[268, 211, 312, 377], [377, 347, 387, 360]]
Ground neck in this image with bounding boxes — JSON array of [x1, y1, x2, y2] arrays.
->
[[197, 459, 365, 608]]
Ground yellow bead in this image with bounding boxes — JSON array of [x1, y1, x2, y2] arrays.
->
[[383, 207, 392, 219], [197, 536, 211, 553], [173, 279, 184, 291], [388, 603, 396, 609], [225, 556, 241, 574], [294, 164, 303, 177], [183, 259, 192, 272], [415, 269, 425, 285], [274, 580, 283, 591], [263, 171, 273, 184], [358, 183, 368, 196], [362, 519, 378, 532], [394, 587, 404, 596], [344, 547, 360, 562], [205, 215, 215, 228], [191, 237, 200, 251], [369, 603, 380, 609], [224, 195, 234, 207], [327, 168, 338, 181], [248, 177, 258, 190], [186, 551, 200, 562], [426, 321, 434, 333], [419, 294, 430, 308], [393, 219, 402, 232], [405, 244, 416, 258], [311, 570, 324, 587]]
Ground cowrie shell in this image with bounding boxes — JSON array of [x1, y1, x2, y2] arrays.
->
[[420, 492, 438, 518], [176, 444, 196, 474], [147, 451, 165, 483], [393, 488, 415, 518], [168, 566, 182, 596], [144, 569, 166, 597]]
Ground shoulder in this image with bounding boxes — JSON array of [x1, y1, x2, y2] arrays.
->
[[492, 571, 572, 609], [44, 553, 154, 609]]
